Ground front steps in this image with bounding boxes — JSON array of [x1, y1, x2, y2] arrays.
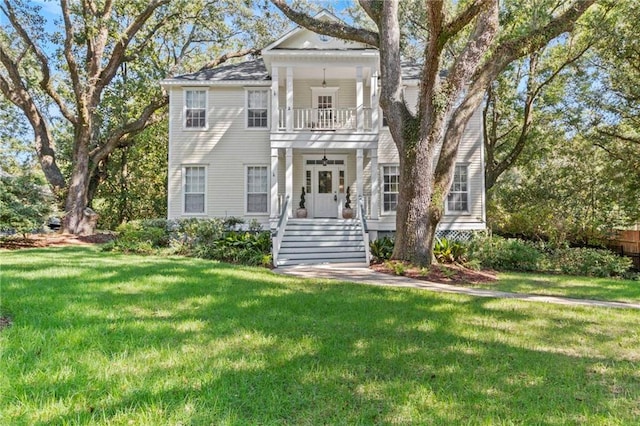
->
[[277, 219, 367, 266]]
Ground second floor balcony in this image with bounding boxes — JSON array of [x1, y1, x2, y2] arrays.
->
[[277, 107, 374, 132]]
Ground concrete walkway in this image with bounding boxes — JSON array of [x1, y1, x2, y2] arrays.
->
[[275, 263, 640, 310]]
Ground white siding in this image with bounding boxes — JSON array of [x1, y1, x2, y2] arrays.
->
[[168, 86, 271, 220]]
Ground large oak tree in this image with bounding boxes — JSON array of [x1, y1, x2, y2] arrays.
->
[[272, 0, 597, 265], [0, 0, 273, 234]]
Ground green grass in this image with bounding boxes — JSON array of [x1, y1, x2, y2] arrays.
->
[[1, 246, 639, 425], [470, 272, 640, 304]]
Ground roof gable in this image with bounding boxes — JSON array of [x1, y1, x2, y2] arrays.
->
[[263, 10, 373, 52]]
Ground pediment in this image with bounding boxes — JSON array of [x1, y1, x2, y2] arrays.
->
[[264, 10, 373, 52]]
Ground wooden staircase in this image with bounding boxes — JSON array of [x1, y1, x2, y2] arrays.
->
[[276, 219, 368, 266]]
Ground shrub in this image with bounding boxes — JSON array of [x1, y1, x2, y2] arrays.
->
[[384, 260, 406, 276], [0, 174, 53, 237], [108, 220, 170, 253], [434, 237, 467, 263], [550, 247, 632, 278], [468, 235, 542, 271], [370, 236, 394, 263]]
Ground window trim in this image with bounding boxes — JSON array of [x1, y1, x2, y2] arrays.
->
[[182, 165, 207, 215], [381, 164, 400, 215], [445, 163, 471, 214], [183, 88, 208, 130], [245, 164, 270, 215], [245, 88, 270, 130]]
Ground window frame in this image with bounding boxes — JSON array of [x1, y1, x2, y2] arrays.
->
[[446, 163, 470, 214], [245, 88, 270, 130], [245, 164, 270, 215], [381, 164, 400, 215], [182, 165, 207, 215], [183, 88, 208, 130]]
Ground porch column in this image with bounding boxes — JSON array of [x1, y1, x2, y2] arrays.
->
[[356, 66, 364, 132], [370, 148, 379, 219], [271, 67, 279, 131], [285, 147, 293, 217], [370, 68, 379, 132], [270, 148, 279, 219], [286, 67, 293, 132], [356, 149, 364, 212]]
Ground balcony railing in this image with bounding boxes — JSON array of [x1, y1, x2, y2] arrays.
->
[[278, 107, 373, 132]]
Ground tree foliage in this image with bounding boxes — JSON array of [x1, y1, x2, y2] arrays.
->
[[0, 0, 279, 234], [487, 0, 640, 243], [0, 173, 53, 238]]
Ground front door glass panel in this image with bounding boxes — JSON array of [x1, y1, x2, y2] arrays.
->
[[318, 171, 332, 194]]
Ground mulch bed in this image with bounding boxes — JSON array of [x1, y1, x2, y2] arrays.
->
[[371, 261, 497, 285], [0, 233, 115, 250]]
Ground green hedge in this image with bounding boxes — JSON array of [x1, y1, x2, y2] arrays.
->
[[104, 218, 272, 267], [468, 235, 632, 277]]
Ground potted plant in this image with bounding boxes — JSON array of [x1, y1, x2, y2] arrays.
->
[[342, 186, 354, 219], [296, 186, 308, 218]]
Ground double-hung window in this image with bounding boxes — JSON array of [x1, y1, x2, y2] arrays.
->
[[247, 89, 269, 128], [184, 166, 206, 214], [447, 164, 469, 212], [246, 165, 268, 213], [185, 90, 207, 129], [382, 165, 400, 213]]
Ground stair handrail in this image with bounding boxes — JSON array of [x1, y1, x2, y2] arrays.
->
[[358, 195, 371, 264], [272, 195, 290, 267]]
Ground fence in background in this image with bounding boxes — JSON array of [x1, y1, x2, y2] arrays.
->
[[609, 230, 640, 271]]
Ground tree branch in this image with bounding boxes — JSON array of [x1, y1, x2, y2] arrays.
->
[[1, 0, 77, 124], [473, 0, 597, 90], [441, 0, 491, 46], [198, 48, 260, 72], [270, 0, 379, 47], [93, 0, 171, 107], [90, 96, 168, 165]]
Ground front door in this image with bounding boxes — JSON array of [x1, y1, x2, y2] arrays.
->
[[313, 165, 344, 218]]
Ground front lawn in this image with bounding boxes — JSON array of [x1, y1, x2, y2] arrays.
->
[[473, 272, 640, 303], [1, 247, 639, 424]]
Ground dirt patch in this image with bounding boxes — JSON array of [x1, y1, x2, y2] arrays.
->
[[0, 315, 12, 331], [0, 233, 115, 250], [371, 261, 497, 285]]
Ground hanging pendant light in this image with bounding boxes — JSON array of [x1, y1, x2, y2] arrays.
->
[[322, 68, 327, 88], [322, 149, 328, 166]]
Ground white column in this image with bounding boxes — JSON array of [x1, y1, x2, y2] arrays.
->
[[356, 149, 364, 210], [370, 148, 379, 219], [370, 68, 379, 132], [356, 66, 364, 132], [270, 148, 279, 219], [271, 67, 279, 131], [286, 148, 293, 217], [286, 67, 293, 132]]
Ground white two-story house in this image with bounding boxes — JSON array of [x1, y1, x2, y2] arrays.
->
[[161, 11, 486, 266]]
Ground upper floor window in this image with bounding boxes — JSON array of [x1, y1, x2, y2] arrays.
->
[[183, 166, 206, 214], [447, 164, 469, 212], [185, 90, 207, 129], [246, 165, 269, 213], [247, 89, 269, 128], [382, 165, 400, 213]]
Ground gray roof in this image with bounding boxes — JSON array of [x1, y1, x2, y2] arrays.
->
[[170, 57, 427, 82], [173, 58, 270, 82]]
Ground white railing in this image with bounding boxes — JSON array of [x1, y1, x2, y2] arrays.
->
[[358, 195, 371, 265], [271, 195, 290, 267], [278, 107, 373, 131]]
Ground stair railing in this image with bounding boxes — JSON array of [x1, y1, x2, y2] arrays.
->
[[358, 195, 371, 264], [272, 195, 290, 267]]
